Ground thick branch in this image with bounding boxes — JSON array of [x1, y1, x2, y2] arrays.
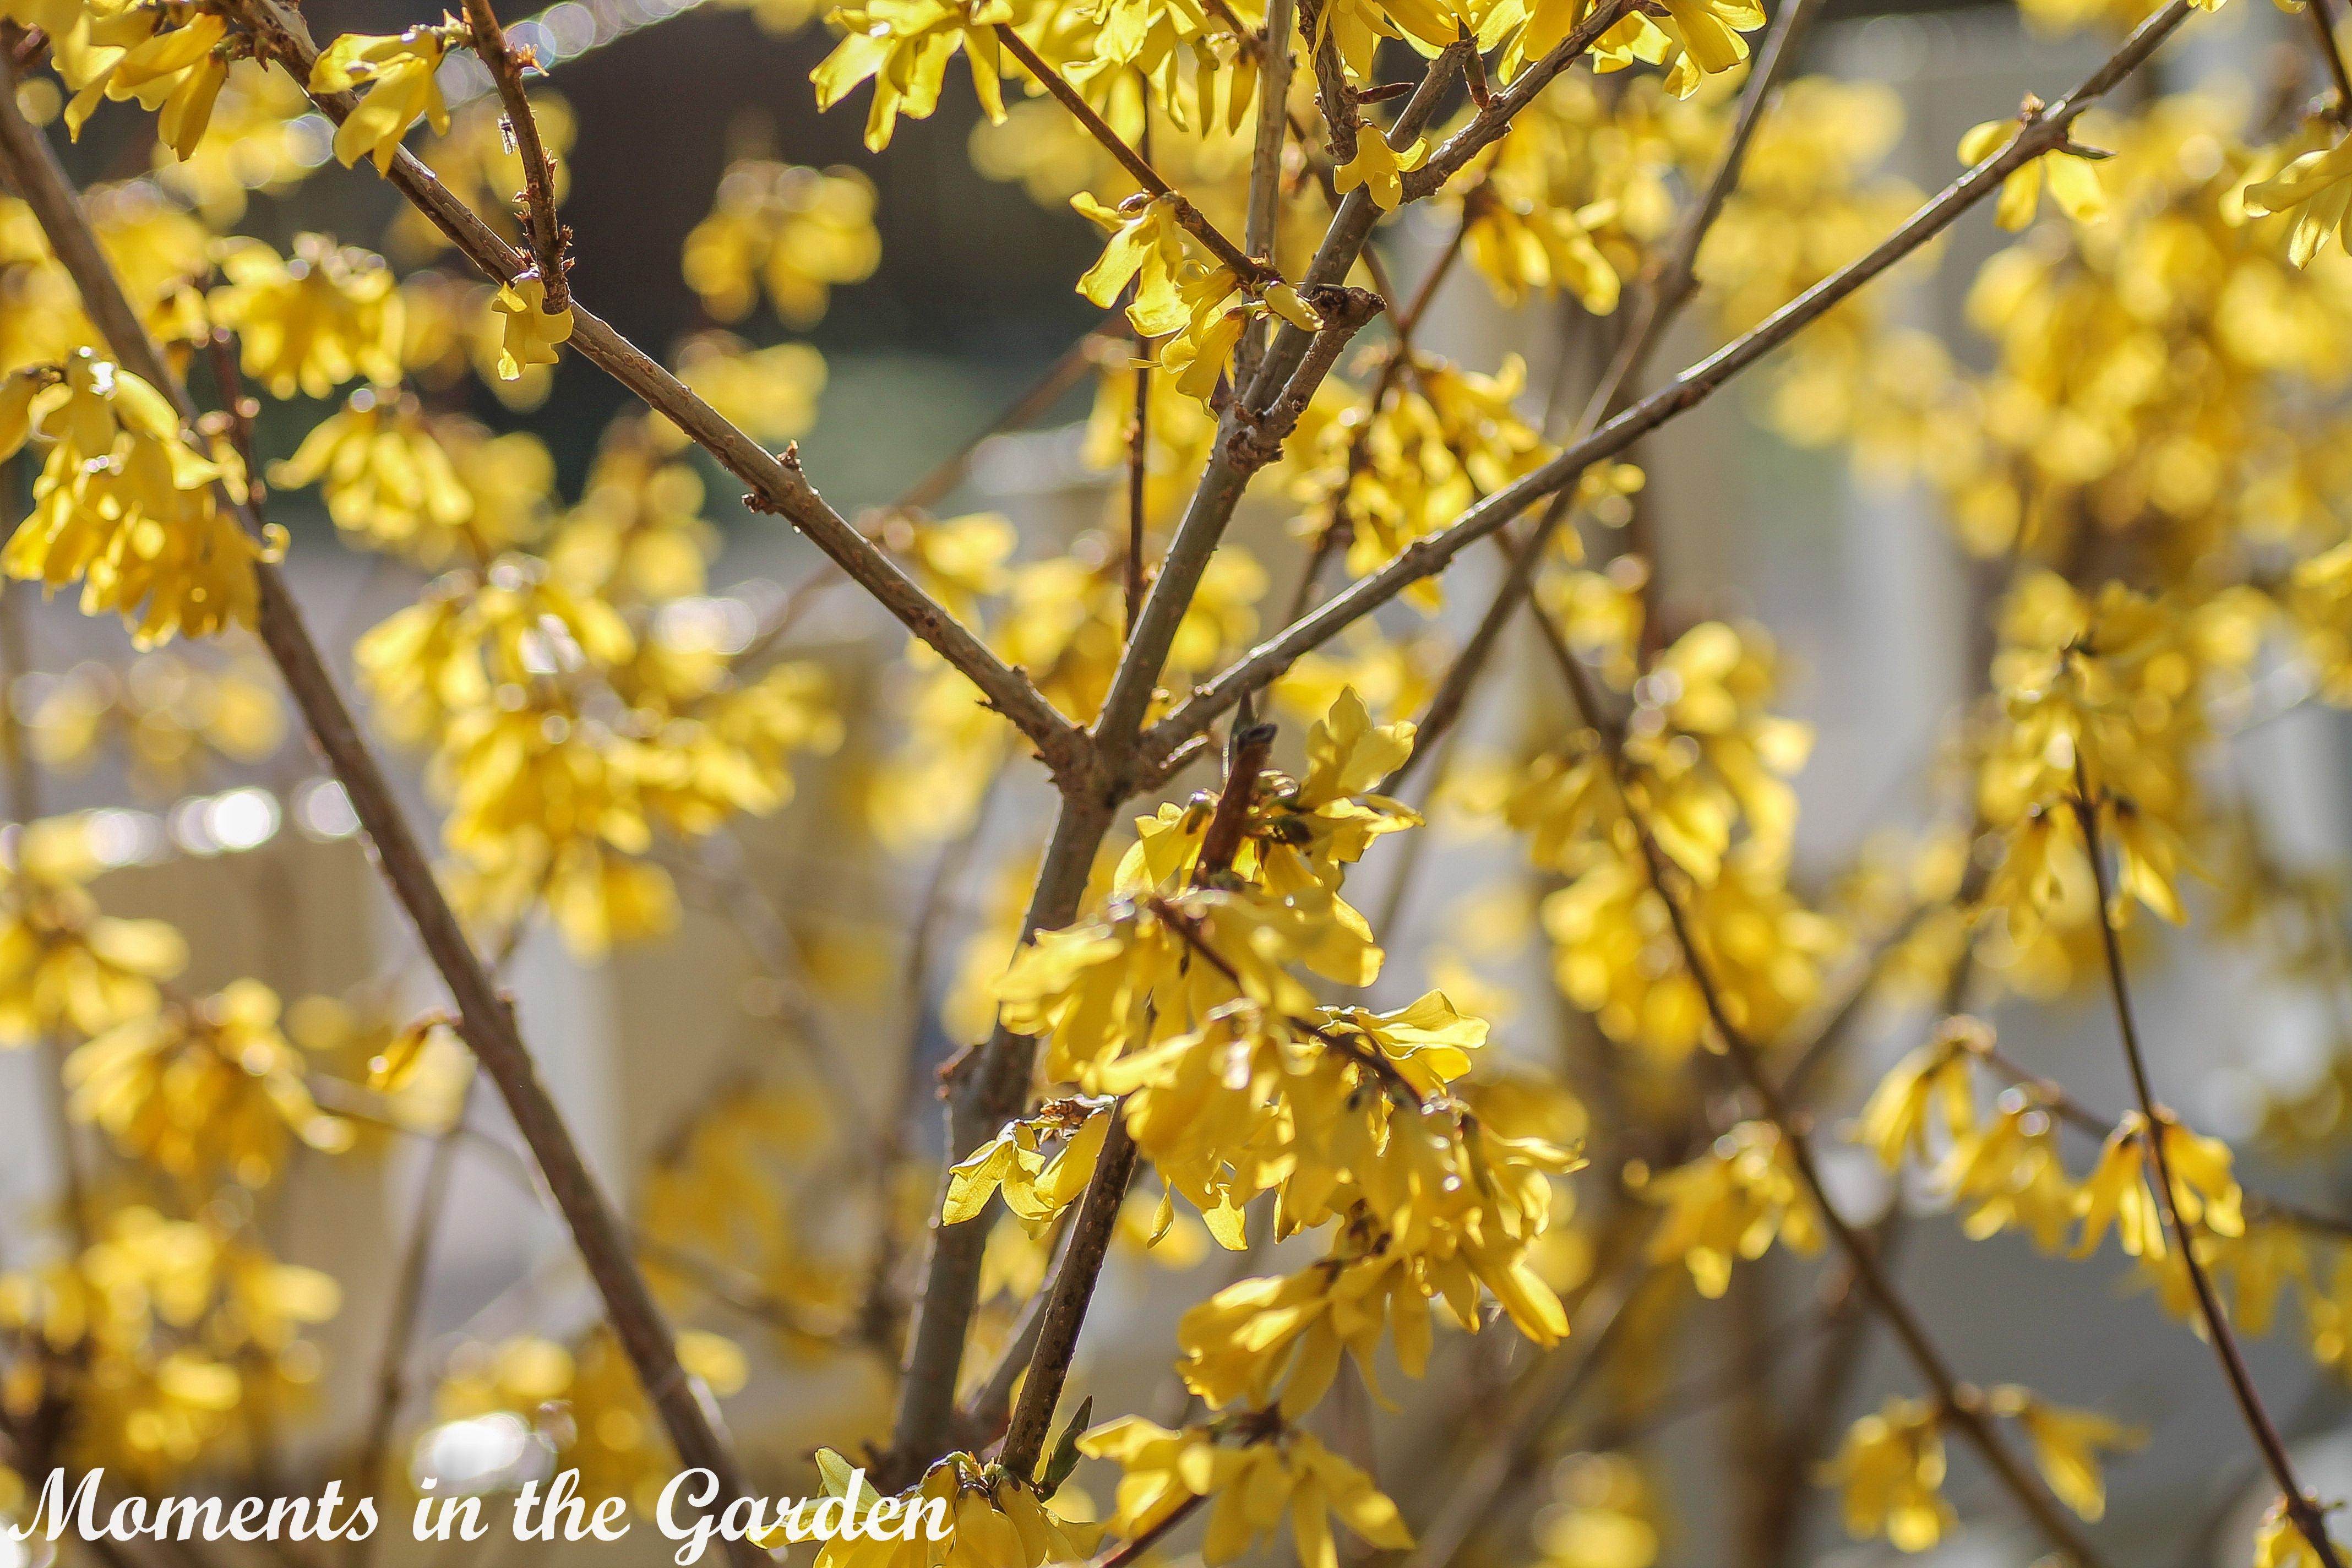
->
[[885, 787, 1119, 1482], [1137, 0, 2199, 772], [224, 0, 1087, 782], [997, 1119, 1140, 1478], [0, 59, 767, 1568]]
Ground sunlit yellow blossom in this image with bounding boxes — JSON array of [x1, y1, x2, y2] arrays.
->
[[490, 275, 575, 380], [311, 25, 456, 173]]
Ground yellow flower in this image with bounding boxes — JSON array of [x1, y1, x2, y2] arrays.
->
[[490, 275, 576, 380], [1987, 1387, 2145, 1522], [810, 0, 1011, 151], [1820, 1398, 1954, 1553], [943, 1097, 1112, 1228], [2245, 134, 2352, 266], [1080, 1422, 1411, 1568], [1073, 192, 1190, 334], [1, 350, 274, 645], [208, 233, 404, 399], [2254, 1500, 2341, 1568], [268, 388, 476, 560], [311, 26, 456, 174], [1333, 128, 1429, 212], [1855, 1016, 1985, 1169], [1640, 1121, 1823, 1298], [680, 160, 880, 325], [104, 12, 230, 161], [2073, 1110, 2244, 1260], [1959, 117, 2106, 231]]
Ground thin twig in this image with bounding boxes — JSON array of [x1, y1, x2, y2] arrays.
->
[[2073, 772, 2344, 1566], [0, 57, 766, 1568], [346, 1104, 465, 1568], [224, 0, 1087, 782], [1138, 0, 2201, 776], [993, 24, 1271, 286], [1235, 0, 1296, 389], [459, 0, 569, 311], [1386, 0, 1821, 793]]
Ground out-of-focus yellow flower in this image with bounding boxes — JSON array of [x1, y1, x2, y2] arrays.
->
[[67, 978, 353, 1188], [0, 351, 275, 645], [1986, 1386, 2144, 1522], [2073, 1110, 2244, 1260], [1820, 1398, 1954, 1552], [1638, 1120, 1823, 1298], [682, 161, 879, 325], [209, 233, 403, 399], [1856, 1015, 1987, 1169]]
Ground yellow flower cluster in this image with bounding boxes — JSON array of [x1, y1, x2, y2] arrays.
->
[[989, 693, 1580, 1430], [0, 351, 276, 645], [1, 1206, 340, 1479], [358, 548, 841, 954], [1080, 1418, 1411, 1568], [1507, 619, 1838, 1059], [683, 161, 882, 325]]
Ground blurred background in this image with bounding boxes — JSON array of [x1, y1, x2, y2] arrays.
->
[[1, 0, 2349, 1564]]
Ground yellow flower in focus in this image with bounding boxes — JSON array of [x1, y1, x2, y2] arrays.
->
[[491, 275, 575, 380], [311, 25, 455, 173], [1333, 127, 1429, 211], [2244, 133, 2352, 266]]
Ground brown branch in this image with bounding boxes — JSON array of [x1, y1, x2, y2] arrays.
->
[[1384, 0, 1821, 794], [0, 59, 767, 1568], [222, 0, 1087, 783], [1137, 0, 2201, 774], [1520, 627, 2105, 1563], [1194, 717, 1276, 881], [731, 322, 1118, 673], [1126, 345, 1150, 636], [885, 788, 1117, 1484], [346, 1106, 465, 1568], [993, 24, 1272, 286], [1235, 0, 1296, 390], [459, 0, 569, 311], [2072, 774, 2344, 1567], [997, 1118, 1140, 1478]]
